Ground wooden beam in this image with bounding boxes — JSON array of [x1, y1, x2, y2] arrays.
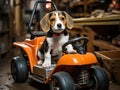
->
[[15, 0, 24, 36], [93, 40, 120, 50]]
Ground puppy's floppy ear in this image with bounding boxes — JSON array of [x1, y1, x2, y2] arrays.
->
[[40, 13, 50, 32], [64, 12, 73, 29]]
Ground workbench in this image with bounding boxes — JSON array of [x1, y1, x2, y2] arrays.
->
[[73, 15, 120, 51]]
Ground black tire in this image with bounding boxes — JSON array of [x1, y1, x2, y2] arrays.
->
[[11, 56, 28, 83], [49, 71, 75, 90], [90, 66, 109, 90]]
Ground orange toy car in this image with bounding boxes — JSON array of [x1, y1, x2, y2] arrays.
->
[[11, 0, 109, 90]]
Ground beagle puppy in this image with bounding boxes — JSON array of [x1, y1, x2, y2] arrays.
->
[[38, 11, 74, 68]]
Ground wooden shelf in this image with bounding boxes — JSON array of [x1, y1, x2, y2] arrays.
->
[[72, 13, 90, 18], [0, 30, 9, 35], [53, 0, 99, 17], [69, 2, 84, 8], [0, 1, 13, 56], [93, 40, 120, 50], [72, 15, 120, 51], [73, 15, 120, 27]]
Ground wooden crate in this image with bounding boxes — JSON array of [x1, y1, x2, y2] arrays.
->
[[95, 50, 120, 84]]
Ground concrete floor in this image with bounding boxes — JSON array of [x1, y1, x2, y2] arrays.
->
[[0, 53, 120, 90]]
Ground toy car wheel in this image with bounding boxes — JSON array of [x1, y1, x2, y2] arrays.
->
[[49, 71, 75, 90], [90, 66, 109, 90], [11, 56, 28, 83]]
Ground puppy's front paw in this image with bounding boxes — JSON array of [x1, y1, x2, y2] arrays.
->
[[68, 51, 76, 54], [38, 60, 42, 65], [66, 44, 76, 54], [42, 60, 51, 68]]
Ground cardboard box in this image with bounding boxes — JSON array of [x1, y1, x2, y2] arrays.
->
[[95, 50, 120, 84]]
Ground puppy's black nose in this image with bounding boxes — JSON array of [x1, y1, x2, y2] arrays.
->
[[57, 23, 62, 28]]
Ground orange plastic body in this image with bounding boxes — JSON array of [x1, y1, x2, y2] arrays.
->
[[57, 53, 97, 66], [46, 53, 97, 83], [13, 36, 98, 83], [13, 36, 45, 72]]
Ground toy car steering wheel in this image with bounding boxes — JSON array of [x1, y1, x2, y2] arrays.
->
[[62, 37, 89, 54]]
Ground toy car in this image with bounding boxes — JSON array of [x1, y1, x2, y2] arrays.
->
[[11, 0, 109, 90]]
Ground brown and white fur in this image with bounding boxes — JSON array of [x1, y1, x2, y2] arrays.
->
[[38, 11, 74, 68]]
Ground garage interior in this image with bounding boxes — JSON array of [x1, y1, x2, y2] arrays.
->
[[0, 0, 120, 90]]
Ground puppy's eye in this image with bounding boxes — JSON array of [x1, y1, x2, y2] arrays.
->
[[50, 18, 55, 22], [61, 17, 64, 21]]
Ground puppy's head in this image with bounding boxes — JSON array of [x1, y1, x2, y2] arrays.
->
[[40, 11, 73, 33]]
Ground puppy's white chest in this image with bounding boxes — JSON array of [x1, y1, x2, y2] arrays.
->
[[47, 34, 69, 55]]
